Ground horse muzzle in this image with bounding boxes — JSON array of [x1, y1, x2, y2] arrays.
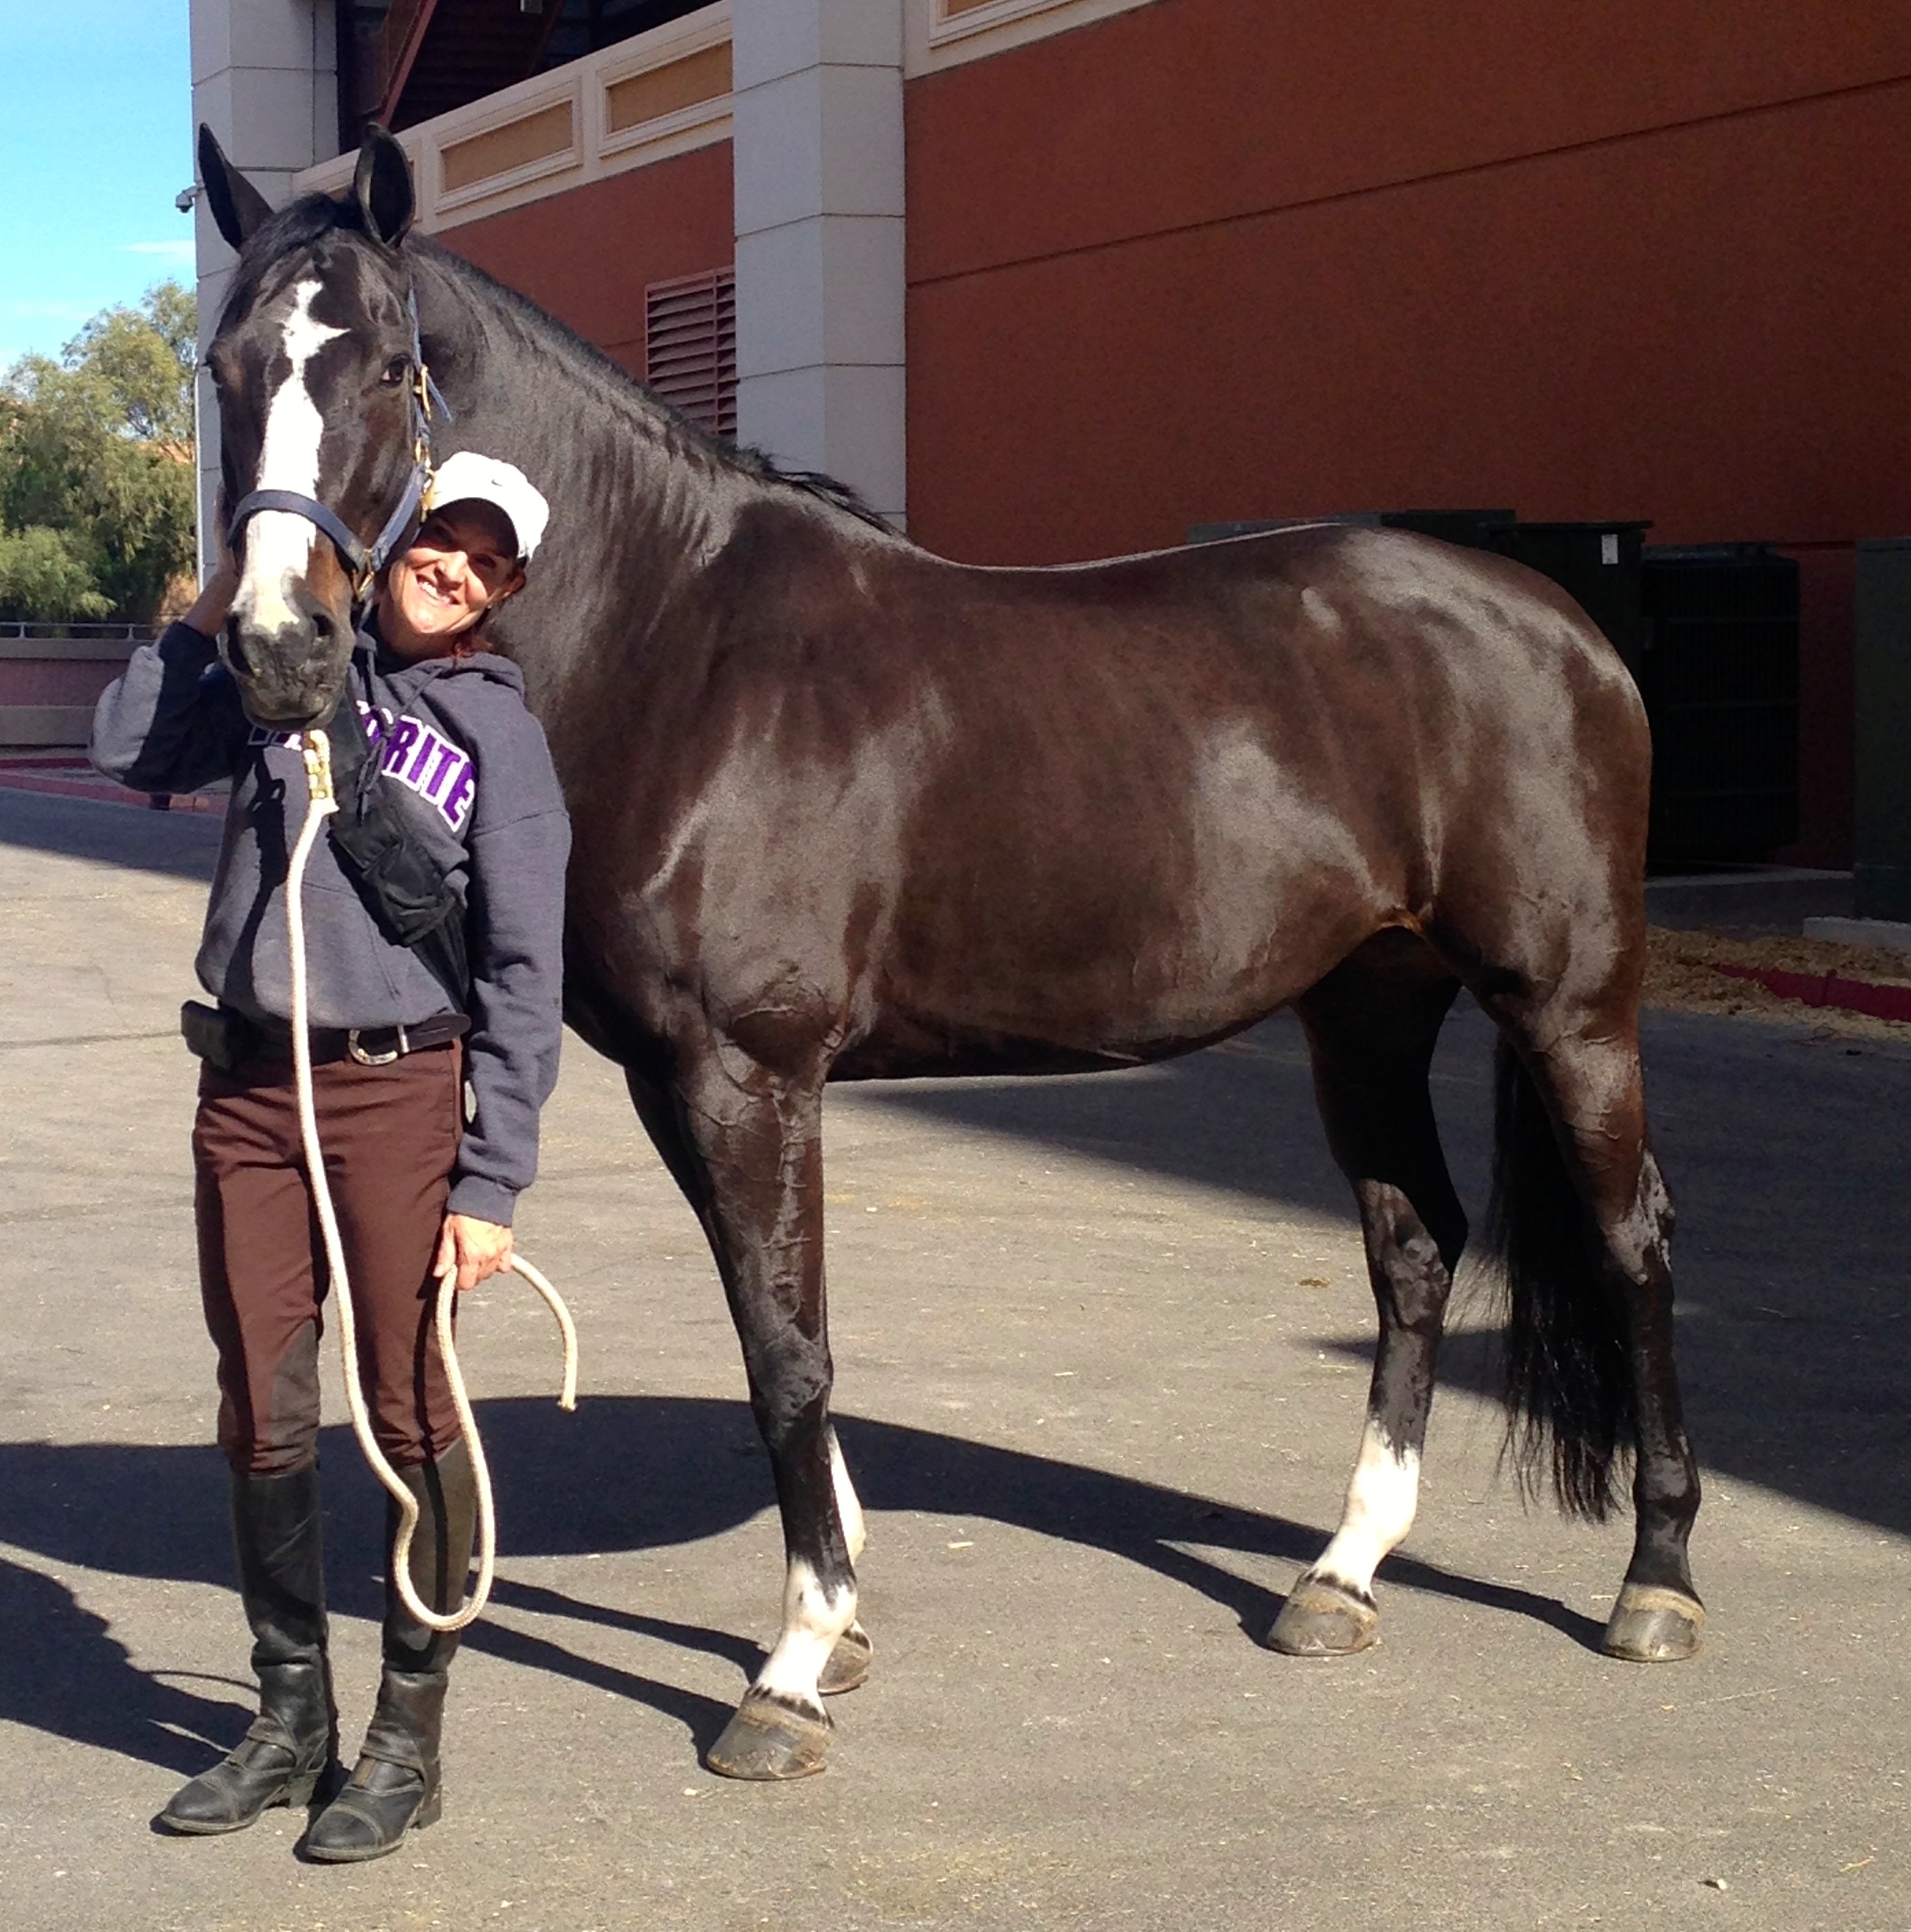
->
[[225, 592, 355, 732]]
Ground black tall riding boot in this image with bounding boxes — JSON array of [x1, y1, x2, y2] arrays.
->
[[160, 1464, 339, 1834], [305, 1439, 476, 1863]]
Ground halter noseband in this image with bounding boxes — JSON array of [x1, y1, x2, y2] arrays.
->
[[225, 285, 451, 610]]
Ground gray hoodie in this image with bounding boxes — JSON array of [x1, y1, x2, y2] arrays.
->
[[91, 621, 570, 1226]]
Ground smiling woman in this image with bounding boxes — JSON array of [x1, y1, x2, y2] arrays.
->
[[88, 405, 572, 1859], [377, 450, 547, 659], [383, 504, 521, 651]]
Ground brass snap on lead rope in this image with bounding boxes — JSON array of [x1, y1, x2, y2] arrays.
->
[[290, 729, 578, 1632]]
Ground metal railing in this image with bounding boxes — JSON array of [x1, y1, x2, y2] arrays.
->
[[0, 621, 152, 643]]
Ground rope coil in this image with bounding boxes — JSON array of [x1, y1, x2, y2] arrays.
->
[[290, 728, 577, 1632]]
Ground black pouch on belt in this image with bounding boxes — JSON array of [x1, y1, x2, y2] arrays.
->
[[180, 999, 256, 1072]]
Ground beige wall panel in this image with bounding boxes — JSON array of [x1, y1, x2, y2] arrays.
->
[[440, 102, 576, 195], [607, 43, 734, 132]]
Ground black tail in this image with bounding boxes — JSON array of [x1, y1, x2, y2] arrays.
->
[[1481, 1037, 1634, 1521]]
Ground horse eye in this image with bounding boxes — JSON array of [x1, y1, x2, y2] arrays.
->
[[380, 356, 409, 386]]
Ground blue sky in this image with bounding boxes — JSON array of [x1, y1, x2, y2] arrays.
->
[[0, 2, 193, 367]]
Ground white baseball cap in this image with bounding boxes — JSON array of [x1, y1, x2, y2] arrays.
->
[[426, 451, 550, 562]]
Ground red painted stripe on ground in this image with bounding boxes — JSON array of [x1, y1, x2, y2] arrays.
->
[[1715, 962, 1911, 1024], [0, 769, 226, 816]]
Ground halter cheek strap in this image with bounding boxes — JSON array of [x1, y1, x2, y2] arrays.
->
[[225, 286, 452, 610]]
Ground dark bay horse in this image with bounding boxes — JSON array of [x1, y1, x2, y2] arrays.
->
[[193, 127, 1701, 1778]]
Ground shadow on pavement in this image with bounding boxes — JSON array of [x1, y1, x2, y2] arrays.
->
[[0, 787, 221, 882], [0, 1398, 1601, 1772], [1315, 1305, 1911, 1546], [0, 1554, 253, 1775], [842, 1021, 1367, 1228], [12, 787, 1909, 1771], [856, 1005, 1911, 1546]]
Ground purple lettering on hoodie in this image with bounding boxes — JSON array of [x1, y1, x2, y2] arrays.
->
[[439, 762, 476, 830], [422, 742, 459, 800], [405, 727, 439, 785], [382, 717, 420, 774], [373, 712, 478, 832]]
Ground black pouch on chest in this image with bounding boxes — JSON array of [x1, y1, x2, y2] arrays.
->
[[322, 687, 471, 1007]]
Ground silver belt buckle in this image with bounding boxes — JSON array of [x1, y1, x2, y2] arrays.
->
[[347, 1022, 407, 1067]]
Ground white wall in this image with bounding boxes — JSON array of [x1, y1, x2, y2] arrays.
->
[[187, 0, 339, 574], [187, 0, 912, 543], [731, 0, 906, 527]]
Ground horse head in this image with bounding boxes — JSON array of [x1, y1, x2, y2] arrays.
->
[[197, 126, 430, 729]]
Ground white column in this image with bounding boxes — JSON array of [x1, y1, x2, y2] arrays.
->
[[730, 0, 906, 529], [188, 0, 339, 573]]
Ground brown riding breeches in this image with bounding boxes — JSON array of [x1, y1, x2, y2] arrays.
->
[[193, 1044, 464, 1477]]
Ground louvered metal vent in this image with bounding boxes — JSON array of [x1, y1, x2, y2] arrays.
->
[[644, 269, 737, 439]]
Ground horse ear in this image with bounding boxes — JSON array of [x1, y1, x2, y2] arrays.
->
[[352, 128, 415, 247], [197, 124, 272, 250]]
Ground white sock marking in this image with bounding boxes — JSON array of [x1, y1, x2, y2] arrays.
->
[[753, 1556, 857, 1714], [1312, 1420, 1421, 1597], [830, 1429, 866, 1564], [234, 280, 347, 639]]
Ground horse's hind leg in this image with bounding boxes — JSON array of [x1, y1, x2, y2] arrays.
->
[[1267, 939, 1467, 1657], [1486, 1011, 1702, 1660], [622, 1054, 864, 1775]]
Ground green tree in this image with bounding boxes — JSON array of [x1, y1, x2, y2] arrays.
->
[[0, 282, 197, 622], [0, 526, 112, 620]]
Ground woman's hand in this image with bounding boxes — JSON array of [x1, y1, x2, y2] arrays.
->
[[434, 1213, 514, 1293], [182, 532, 241, 638]]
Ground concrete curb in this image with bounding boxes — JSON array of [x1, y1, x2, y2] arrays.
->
[[1645, 868, 1852, 932]]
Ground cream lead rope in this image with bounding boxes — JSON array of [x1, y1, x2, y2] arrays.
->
[[291, 728, 577, 1633]]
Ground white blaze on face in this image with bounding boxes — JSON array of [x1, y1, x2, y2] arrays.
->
[[1312, 1419, 1422, 1599], [233, 280, 348, 638]]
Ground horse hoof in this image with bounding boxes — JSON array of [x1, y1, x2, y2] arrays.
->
[[1264, 1576, 1379, 1656], [819, 1623, 873, 1696], [705, 1697, 833, 1780], [1601, 1583, 1704, 1662]]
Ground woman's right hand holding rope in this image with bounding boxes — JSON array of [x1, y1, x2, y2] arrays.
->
[[435, 1213, 513, 1293]]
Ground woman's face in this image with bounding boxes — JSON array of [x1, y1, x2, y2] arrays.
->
[[378, 503, 525, 658]]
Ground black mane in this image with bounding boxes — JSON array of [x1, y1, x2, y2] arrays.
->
[[232, 189, 892, 533]]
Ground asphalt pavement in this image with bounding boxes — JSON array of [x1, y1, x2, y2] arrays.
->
[[3, 785, 1909, 1932]]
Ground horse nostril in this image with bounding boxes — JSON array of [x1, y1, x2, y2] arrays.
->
[[224, 624, 253, 679], [289, 583, 344, 652]]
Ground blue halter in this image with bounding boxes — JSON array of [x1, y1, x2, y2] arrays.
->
[[226, 286, 451, 610]]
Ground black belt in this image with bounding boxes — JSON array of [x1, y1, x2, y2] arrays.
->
[[252, 1009, 470, 1067], [183, 1000, 469, 1071]]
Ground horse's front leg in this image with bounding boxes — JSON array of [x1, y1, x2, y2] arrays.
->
[[659, 1041, 861, 1778]]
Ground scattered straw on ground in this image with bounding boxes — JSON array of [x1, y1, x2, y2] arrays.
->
[[1644, 927, 1911, 1041]]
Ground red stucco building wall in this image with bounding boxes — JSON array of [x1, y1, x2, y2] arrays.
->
[[904, 0, 1911, 864], [396, 5, 1907, 866], [435, 140, 733, 381]]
